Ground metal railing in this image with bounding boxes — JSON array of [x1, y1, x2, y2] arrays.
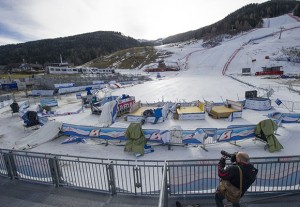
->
[[0, 149, 165, 195], [1, 149, 300, 206], [166, 156, 300, 195]]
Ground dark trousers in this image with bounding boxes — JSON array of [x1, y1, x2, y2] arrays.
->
[[215, 191, 240, 207]]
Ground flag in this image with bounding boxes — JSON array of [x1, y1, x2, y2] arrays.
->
[[275, 98, 282, 106]]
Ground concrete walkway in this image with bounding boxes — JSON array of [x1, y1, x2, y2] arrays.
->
[[0, 176, 158, 207], [1, 176, 300, 207]]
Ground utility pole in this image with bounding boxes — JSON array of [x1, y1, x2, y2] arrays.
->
[[279, 26, 285, 39]]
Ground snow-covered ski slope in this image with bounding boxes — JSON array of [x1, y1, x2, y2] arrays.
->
[[1, 14, 299, 160], [114, 14, 300, 103]]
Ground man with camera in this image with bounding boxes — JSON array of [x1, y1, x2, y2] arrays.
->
[[215, 151, 258, 207]]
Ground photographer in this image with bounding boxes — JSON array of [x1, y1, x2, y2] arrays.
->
[[215, 151, 258, 207]]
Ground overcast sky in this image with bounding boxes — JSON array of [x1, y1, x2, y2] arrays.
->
[[0, 0, 268, 46]]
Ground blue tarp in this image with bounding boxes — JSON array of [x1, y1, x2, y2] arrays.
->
[[1, 83, 18, 90]]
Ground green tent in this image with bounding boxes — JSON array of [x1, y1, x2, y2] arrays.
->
[[124, 123, 147, 156], [255, 119, 284, 153]]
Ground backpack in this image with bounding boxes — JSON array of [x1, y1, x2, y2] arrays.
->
[[219, 166, 243, 203]]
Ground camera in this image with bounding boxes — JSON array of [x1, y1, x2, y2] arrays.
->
[[221, 150, 237, 163]]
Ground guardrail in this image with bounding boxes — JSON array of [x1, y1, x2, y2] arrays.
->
[[1, 149, 299, 206]]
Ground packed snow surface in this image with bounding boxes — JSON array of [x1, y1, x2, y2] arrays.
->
[[1, 14, 299, 161]]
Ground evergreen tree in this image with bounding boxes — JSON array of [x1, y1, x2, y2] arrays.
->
[[294, 4, 300, 17]]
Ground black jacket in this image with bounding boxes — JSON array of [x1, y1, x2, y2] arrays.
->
[[218, 157, 258, 196]]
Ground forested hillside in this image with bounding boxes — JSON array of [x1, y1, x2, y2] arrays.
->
[[0, 31, 144, 66], [0, 1, 299, 67], [163, 1, 300, 44]]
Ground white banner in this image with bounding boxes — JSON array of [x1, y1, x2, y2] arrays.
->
[[54, 83, 74, 88], [31, 90, 55, 96]]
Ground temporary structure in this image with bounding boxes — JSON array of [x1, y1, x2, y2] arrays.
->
[[244, 98, 272, 111], [205, 99, 243, 119], [98, 100, 118, 127], [255, 119, 284, 153], [124, 123, 147, 156]]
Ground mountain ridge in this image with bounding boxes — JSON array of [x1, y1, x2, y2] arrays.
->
[[0, 0, 299, 68]]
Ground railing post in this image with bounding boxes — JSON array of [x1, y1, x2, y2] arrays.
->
[[158, 162, 168, 207], [3, 152, 18, 179], [134, 166, 142, 195], [49, 156, 62, 187], [106, 162, 116, 195], [201, 135, 207, 151], [165, 165, 169, 207]]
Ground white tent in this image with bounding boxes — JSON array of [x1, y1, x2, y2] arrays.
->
[[98, 100, 118, 127]]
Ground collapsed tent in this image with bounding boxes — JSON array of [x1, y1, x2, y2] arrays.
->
[[142, 108, 162, 124], [10, 101, 20, 113], [127, 101, 169, 124], [18, 100, 30, 114], [124, 123, 147, 156], [21, 111, 40, 127], [255, 119, 284, 153], [21, 110, 48, 127], [15, 121, 62, 150], [98, 100, 118, 127]]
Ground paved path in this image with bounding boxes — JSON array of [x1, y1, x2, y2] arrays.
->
[[1, 176, 300, 207], [0, 176, 158, 207]]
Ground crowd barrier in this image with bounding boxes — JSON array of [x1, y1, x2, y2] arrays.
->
[[61, 123, 257, 150], [57, 84, 105, 94], [268, 112, 300, 124]]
